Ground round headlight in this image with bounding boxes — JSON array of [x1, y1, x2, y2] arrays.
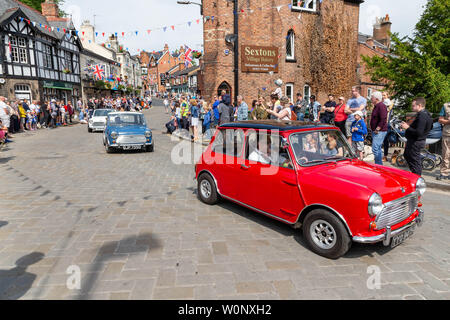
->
[[145, 130, 152, 138], [416, 177, 426, 197], [111, 131, 118, 139], [368, 193, 384, 218]]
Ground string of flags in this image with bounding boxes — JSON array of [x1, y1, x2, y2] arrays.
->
[[16, 1, 323, 39]]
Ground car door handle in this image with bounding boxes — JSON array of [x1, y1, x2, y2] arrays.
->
[[241, 164, 251, 170], [282, 179, 297, 186]]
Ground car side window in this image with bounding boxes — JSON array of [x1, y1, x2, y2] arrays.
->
[[246, 131, 294, 169], [212, 129, 244, 157]]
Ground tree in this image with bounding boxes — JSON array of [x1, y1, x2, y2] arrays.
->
[[362, 0, 449, 114], [21, 0, 66, 17]]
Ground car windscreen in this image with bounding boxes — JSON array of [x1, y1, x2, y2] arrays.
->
[[289, 130, 356, 166], [93, 110, 112, 117], [108, 114, 145, 126]]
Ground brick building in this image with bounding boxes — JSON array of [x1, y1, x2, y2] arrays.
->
[[357, 14, 392, 99], [202, 0, 364, 104]]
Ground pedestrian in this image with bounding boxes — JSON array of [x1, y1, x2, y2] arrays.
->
[[308, 95, 321, 122], [67, 101, 74, 124], [334, 97, 348, 136], [163, 97, 169, 113], [267, 94, 281, 120], [236, 95, 249, 121], [437, 102, 450, 180], [266, 96, 292, 120], [382, 92, 395, 162], [18, 101, 27, 132], [202, 103, 213, 140], [345, 86, 367, 144], [370, 91, 388, 165], [190, 99, 200, 141], [351, 111, 368, 160], [180, 95, 190, 130], [320, 94, 336, 124], [218, 94, 233, 126], [251, 96, 269, 120], [294, 93, 308, 121], [400, 97, 433, 176], [0, 96, 10, 134]]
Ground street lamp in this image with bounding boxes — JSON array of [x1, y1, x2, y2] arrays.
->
[[177, 1, 203, 15]]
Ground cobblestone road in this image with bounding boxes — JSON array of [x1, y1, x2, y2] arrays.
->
[[0, 102, 449, 300]]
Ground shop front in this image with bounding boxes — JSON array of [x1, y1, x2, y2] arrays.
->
[[41, 80, 81, 105]]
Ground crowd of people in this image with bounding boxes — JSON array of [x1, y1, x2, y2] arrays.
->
[[0, 95, 152, 146], [160, 81, 449, 179]]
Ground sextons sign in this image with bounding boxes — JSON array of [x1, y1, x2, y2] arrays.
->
[[241, 45, 279, 73]]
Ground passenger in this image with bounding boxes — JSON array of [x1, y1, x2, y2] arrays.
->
[[322, 133, 343, 157], [249, 135, 272, 164]]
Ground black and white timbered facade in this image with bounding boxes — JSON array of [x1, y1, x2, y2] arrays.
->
[[0, 6, 82, 104]]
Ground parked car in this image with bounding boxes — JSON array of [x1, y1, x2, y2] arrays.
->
[[195, 120, 425, 259], [103, 112, 154, 153], [88, 109, 113, 132]]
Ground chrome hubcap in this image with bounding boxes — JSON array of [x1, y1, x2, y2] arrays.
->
[[310, 220, 337, 250], [200, 180, 212, 199]]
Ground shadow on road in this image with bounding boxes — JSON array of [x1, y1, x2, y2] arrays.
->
[[0, 156, 15, 164], [0, 252, 45, 300], [0, 221, 8, 229], [77, 233, 161, 299]]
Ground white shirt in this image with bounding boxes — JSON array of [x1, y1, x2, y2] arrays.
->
[[0, 101, 7, 117], [249, 149, 271, 164]]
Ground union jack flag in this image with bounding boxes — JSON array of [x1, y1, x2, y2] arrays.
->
[[184, 45, 193, 67], [93, 64, 105, 80]]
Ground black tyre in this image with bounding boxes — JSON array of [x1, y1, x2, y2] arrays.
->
[[422, 158, 435, 171], [88, 127, 93, 133], [197, 173, 219, 205], [146, 144, 154, 152], [105, 143, 114, 154], [396, 155, 407, 167], [303, 209, 352, 259], [435, 155, 442, 166]]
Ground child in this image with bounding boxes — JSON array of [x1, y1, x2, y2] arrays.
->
[[351, 111, 368, 160]]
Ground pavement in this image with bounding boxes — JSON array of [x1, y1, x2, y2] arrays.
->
[[0, 101, 449, 300]]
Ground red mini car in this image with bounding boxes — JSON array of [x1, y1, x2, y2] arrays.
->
[[195, 121, 426, 259]]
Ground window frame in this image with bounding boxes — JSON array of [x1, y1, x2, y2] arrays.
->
[[292, 0, 317, 12], [285, 83, 294, 104], [286, 30, 295, 61]]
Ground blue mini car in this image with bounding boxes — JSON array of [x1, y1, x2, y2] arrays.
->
[[103, 112, 154, 153]]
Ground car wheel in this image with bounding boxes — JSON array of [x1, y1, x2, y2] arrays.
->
[[303, 209, 352, 259], [422, 158, 435, 171], [146, 144, 154, 152], [88, 127, 92, 133], [197, 173, 219, 205], [105, 143, 113, 154]]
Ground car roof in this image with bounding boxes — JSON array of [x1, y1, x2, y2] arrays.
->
[[219, 120, 335, 131]]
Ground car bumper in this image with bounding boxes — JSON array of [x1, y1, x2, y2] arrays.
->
[[352, 209, 424, 245], [109, 140, 153, 149], [90, 126, 106, 131]]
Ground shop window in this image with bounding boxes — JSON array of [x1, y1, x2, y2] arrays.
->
[[285, 83, 294, 103]]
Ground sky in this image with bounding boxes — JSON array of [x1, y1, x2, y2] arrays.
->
[[61, 0, 429, 55]]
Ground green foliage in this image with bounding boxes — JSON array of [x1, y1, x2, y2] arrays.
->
[[20, 0, 66, 17], [362, 0, 450, 113], [95, 80, 106, 89]]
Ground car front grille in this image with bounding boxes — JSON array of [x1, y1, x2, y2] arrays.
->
[[93, 122, 105, 127], [117, 135, 146, 144], [375, 193, 418, 230]]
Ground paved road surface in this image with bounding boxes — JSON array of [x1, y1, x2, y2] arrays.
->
[[0, 101, 449, 299]]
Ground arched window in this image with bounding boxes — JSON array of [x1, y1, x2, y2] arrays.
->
[[286, 30, 295, 60], [217, 81, 232, 98]]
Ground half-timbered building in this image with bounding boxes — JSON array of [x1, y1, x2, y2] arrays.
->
[[0, 0, 81, 104]]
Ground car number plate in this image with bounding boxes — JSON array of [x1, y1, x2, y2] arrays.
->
[[122, 145, 142, 150], [391, 225, 416, 248]]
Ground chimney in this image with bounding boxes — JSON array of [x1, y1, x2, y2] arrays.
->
[[373, 14, 392, 49], [164, 44, 169, 52], [41, 0, 59, 19]]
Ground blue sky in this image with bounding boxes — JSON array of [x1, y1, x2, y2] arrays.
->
[[62, 0, 428, 55]]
